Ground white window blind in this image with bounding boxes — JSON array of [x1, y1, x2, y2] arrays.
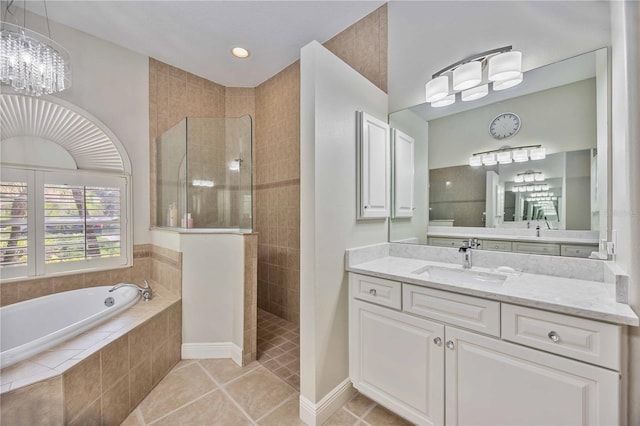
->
[[0, 167, 129, 279], [44, 184, 121, 264], [0, 181, 29, 268]]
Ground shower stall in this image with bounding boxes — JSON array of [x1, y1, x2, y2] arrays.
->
[[155, 116, 252, 231]]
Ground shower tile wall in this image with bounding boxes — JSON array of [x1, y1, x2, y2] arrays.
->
[[149, 59, 255, 228], [255, 62, 301, 324], [253, 4, 388, 324]]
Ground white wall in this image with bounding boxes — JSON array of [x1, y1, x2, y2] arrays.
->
[[609, 2, 640, 424], [388, 1, 611, 112], [300, 41, 388, 409], [428, 79, 597, 170], [15, 10, 150, 244], [389, 109, 429, 244], [179, 234, 243, 344]]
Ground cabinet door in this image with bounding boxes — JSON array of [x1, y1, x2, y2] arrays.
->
[[356, 111, 390, 219], [350, 300, 444, 425], [392, 128, 414, 218], [445, 327, 619, 426]]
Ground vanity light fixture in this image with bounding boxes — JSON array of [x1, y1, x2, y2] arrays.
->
[[512, 184, 550, 193], [192, 179, 214, 188], [0, 1, 72, 96], [231, 47, 250, 58], [469, 144, 544, 167], [425, 46, 522, 107], [514, 171, 545, 183]]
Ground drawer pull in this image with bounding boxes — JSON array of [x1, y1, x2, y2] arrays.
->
[[548, 331, 560, 343], [433, 337, 442, 346], [369, 289, 377, 296], [445, 340, 455, 350]]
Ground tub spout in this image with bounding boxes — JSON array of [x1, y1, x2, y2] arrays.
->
[[110, 280, 152, 301]]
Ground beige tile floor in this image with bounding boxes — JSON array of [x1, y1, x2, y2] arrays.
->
[[256, 309, 300, 391], [123, 309, 412, 425]]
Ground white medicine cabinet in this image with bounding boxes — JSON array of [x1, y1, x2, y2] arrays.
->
[[356, 111, 390, 219]]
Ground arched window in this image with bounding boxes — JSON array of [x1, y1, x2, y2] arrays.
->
[[0, 94, 132, 280]]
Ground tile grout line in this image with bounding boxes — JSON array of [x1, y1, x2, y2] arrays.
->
[[145, 388, 219, 426], [196, 360, 260, 425], [253, 392, 300, 424]]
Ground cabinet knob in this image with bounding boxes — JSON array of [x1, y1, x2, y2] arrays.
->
[[364, 205, 369, 209], [369, 288, 377, 296], [548, 331, 560, 343], [445, 340, 455, 350], [433, 337, 442, 346]]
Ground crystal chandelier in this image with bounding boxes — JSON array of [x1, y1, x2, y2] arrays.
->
[[0, 1, 71, 96]]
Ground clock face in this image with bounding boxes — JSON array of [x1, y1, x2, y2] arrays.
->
[[489, 113, 521, 139]]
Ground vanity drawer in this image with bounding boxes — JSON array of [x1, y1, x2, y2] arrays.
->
[[403, 284, 500, 336], [350, 273, 402, 309], [561, 244, 598, 258], [512, 242, 560, 256], [480, 239, 512, 252], [428, 237, 470, 248], [502, 304, 621, 370]]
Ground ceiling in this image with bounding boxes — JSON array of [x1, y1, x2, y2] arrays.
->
[[18, 1, 384, 87]]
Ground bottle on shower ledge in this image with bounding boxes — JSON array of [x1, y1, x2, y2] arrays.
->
[[168, 203, 177, 227]]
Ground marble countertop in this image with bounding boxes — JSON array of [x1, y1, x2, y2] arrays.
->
[[347, 256, 638, 326]]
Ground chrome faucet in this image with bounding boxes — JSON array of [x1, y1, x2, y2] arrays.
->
[[109, 280, 152, 301], [459, 241, 472, 269]]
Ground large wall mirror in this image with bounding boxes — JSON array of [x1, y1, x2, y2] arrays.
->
[[389, 48, 610, 258]]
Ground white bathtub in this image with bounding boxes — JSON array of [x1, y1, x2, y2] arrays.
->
[[0, 285, 140, 369]]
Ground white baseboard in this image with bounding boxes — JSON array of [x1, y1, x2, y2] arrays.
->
[[182, 342, 243, 366], [299, 378, 356, 426]]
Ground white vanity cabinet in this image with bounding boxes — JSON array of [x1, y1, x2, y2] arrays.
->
[[348, 272, 621, 426]]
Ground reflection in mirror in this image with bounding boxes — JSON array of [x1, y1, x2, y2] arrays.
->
[[389, 48, 609, 257]]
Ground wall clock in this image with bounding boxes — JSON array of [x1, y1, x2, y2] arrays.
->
[[489, 112, 521, 139]]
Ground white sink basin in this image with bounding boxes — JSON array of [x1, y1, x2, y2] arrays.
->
[[412, 265, 507, 285]]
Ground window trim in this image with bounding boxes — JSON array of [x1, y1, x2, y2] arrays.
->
[[1, 166, 132, 281]]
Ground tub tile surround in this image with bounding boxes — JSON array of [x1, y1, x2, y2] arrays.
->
[[0, 286, 181, 425], [0, 244, 180, 307], [346, 243, 638, 326]]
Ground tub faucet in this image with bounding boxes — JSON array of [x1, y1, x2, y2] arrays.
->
[[459, 241, 472, 269], [109, 280, 152, 301]]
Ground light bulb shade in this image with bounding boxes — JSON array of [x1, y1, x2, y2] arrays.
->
[[496, 151, 512, 164], [488, 51, 522, 81], [530, 147, 546, 160], [524, 173, 535, 182], [512, 149, 529, 162], [469, 155, 482, 167], [534, 172, 545, 181], [481, 153, 497, 166], [461, 84, 488, 101], [0, 22, 72, 96], [431, 94, 455, 107], [518, 186, 527, 192], [493, 73, 523, 91], [453, 61, 482, 91], [541, 184, 550, 191], [526, 185, 534, 192], [425, 75, 449, 102], [534, 185, 542, 191], [514, 174, 524, 183]]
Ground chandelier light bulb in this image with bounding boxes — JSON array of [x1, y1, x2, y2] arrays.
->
[[453, 61, 482, 91], [488, 51, 522, 81], [512, 149, 529, 163], [530, 147, 546, 160], [496, 150, 512, 164], [425, 75, 449, 103], [481, 153, 497, 166]]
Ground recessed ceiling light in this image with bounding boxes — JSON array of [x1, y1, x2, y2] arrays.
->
[[231, 47, 250, 59]]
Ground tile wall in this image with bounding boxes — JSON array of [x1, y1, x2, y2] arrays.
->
[[254, 4, 388, 324], [149, 58, 256, 228], [243, 234, 258, 364], [0, 244, 178, 307]]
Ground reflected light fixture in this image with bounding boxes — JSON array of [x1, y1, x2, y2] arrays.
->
[[0, 1, 72, 96], [425, 46, 522, 107], [469, 144, 543, 167], [231, 47, 250, 58]]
